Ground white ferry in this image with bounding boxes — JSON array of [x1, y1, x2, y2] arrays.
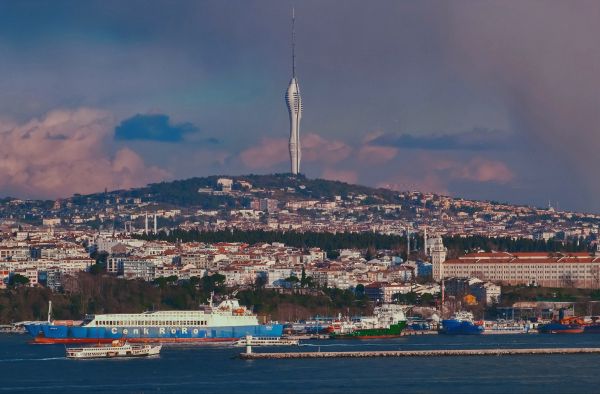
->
[[66, 340, 162, 359], [232, 335, 299, 347]]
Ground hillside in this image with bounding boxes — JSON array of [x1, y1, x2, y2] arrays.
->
[[78, 173, 404, 208]]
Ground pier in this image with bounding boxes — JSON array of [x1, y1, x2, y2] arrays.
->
[[240, 347, 600, 359]]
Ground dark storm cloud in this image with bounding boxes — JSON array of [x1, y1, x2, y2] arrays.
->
[[372, 129, 512, 151], [115, 114, 197, 142]]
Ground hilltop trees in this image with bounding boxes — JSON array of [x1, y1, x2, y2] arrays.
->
[[139, 229, 587, 257]]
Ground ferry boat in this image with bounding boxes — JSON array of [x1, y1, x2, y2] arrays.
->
[[329, 304, 407, 339], [483, 320, 531, 334], [440, 311, 484, 335], [25, 296, 284, 344], [232, 335, 299, 347], [66, 340, 161, 359]]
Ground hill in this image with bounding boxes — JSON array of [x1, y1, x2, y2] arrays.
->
[[78, 173, 404, 209]]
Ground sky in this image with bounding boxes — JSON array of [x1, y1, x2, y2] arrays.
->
[[0, 0, 599, 212]]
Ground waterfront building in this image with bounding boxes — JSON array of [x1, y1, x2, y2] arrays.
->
[[441, 251, 600, 288], [364, 282, 412, 303], [444, 277, 501, 305]]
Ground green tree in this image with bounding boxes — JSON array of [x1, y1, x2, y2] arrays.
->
[[355, 284, 365, 298], [284, 275, 300, 288], [9, 274, 29, 287]]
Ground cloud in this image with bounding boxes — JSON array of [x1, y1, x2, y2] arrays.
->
[[0, 108, 168, 198], [378, 154, 513, 194], [115, 114, 198, 142], [239, 133, 352, 170], [357, 144, 398, 164], [239, 137, 288, 170], [321, 168, 358, 184], [456, 158, 513, 183], [301, 134, 353, 164], [372, 128, 512, 151]]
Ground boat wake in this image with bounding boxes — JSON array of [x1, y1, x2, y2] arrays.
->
[[0, 356, 64, 362]]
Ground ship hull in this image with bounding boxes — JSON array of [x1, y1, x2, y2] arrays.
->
[[583, 324, 600, 334], [440, 320, 484, 335], [330, 322, 407, 339], [537, 323, 584, 334], [26, 323, 284, 344]]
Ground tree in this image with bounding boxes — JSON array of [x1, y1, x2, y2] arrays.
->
[[365, 245, 377, 261], [284, 275, 300, 288], [89, 262, 106, 276], [303, 276, 314, 288], [9, 274, 30, 287], [254, 275, 267, 291], [326, 250, 340, 259], [355, 284, 365, 298], [202, 273, 226, 294]]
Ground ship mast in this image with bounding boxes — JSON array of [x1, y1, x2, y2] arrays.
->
[[440, 279, 445, 320], [47, 300, 53, 323]]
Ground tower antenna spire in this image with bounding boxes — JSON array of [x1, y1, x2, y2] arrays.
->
[[292, 7, 296, 78]]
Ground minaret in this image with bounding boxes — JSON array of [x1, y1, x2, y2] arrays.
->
[[153, 214, 158, 234], [145, 213, 149, 234], [423, 227, 428, 256], [285, 8, 302, 175], [406, 227, 411, 258]]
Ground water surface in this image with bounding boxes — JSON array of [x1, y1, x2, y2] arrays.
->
[[1, 334, 598, 393]]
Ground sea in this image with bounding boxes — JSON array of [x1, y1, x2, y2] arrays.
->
[[1, 333, 599, 393]]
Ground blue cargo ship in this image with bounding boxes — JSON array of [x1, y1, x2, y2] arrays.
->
[[440, 312, 484, 335], [25, 298, 283, 344]]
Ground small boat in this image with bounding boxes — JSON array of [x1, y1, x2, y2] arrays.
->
[[66, 339, 161, 359], [232, 335, 299, 347]]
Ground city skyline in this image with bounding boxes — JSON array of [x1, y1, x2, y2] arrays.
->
[[0, 1, 598, 213]]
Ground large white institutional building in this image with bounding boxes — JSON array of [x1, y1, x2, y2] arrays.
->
[[285, 9, 302, 175], [433, 244, 600, 289]]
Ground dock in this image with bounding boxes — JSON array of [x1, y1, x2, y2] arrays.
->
[[240, 347, 600, 359]]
